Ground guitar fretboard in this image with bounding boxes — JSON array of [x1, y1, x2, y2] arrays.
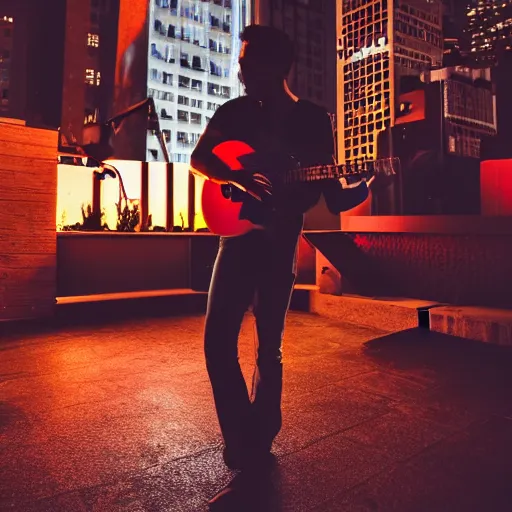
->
[[283, 157, 400, 184]]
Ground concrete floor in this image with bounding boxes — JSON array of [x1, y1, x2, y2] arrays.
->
[[1, 312, 512, 511]]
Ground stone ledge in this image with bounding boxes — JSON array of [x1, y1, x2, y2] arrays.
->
[[308, 292, 440, 332], [430, 306, 512, 346]]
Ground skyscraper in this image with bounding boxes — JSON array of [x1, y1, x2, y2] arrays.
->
[[465, 0, 512, 63], [0, 15, 14, 115], [146, 0, 250, 164], [253, 0, 337, 116], [61, 0, 120, 145], [337, 0, 443, 163]]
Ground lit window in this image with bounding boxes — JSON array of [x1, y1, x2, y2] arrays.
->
[[85, 68, 95, 85], [85, 69, 101, 86], [87, 33, 100, 47]]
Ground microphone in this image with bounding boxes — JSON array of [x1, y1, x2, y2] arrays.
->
[[93, 168, 117, 180]]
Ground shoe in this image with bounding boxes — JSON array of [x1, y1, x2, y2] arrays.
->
[[208, 471, 276, 511], [208, 474, 248, 511]]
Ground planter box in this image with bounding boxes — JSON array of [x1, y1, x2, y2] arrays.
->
[[56, 232, 219, 297], [56, 231, 317, 299]]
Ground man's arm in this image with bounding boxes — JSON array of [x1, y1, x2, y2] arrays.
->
[[190, 116, 233, 184], [190, 103, 271, 201], [313, 109, 370, 214]]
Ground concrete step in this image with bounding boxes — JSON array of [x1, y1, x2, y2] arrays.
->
[[430, 306, 512, 346], [55, 284, 318, 325], [308, 292, 440, 332], [55, 289, 208, 325], [289, 284, 319, 312]]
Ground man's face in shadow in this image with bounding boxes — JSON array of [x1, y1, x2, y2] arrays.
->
[[238, 41, 285, 98]]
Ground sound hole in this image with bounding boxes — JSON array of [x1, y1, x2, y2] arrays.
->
[[221, 184, 232, 199]]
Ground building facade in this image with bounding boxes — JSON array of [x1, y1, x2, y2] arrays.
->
[[430, 65, 496, 158], [337, 0, 443, 163], [146, 0, 250, 164], [252, 0, 337, 116], [465, 0, 512, 63], [61, 0, 119, 146], [0, 15, 14, 115]]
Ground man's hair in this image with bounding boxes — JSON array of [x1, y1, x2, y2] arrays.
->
[[240, 24, 295, 76]]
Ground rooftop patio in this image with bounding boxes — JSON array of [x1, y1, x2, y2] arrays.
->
[[1, 312, 511, 511]]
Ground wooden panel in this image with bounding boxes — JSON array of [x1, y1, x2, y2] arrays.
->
[[0, 155, 58, 176], [0, 122, 57, 148], [0, 122, 57, 321]]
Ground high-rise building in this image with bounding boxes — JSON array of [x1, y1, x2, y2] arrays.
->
[[377, 65, 495, 214], [430, 65, 496, 158], [0, 15, 14, 115], [61, 0, 120, 145], [146, 0, 250, 164], [252, 0, 337, 116], [336, 0, 443, 163], [465, 0, 512, 63]]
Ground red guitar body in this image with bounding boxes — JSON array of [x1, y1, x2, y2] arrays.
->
[[201, 140, 259, 237], [200, 140, 397, 237]]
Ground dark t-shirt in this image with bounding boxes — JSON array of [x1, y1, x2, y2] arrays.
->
[[202, 95, 336, 234]]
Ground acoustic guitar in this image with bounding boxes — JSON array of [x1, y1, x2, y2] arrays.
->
[[199, 140, 399, 237]]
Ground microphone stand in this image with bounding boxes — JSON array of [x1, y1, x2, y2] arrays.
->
[[106, 97, 171, 164]]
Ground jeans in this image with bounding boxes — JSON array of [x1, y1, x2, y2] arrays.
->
[[204, 228, 300, 457]]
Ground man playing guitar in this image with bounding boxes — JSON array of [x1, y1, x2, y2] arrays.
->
[[191, 24, 376, 508]]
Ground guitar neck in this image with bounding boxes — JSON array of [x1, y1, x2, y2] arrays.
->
[[284, 157, 400, 184]]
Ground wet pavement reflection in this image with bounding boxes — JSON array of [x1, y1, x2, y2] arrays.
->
[[1, 313, 512, 511]]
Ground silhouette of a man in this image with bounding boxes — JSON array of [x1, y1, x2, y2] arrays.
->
[[191, 24, 370, 504]]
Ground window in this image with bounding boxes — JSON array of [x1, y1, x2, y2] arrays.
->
[[178, 95, 190, 106], [192, 55, 204, 70], [177, 131, 190, 144], [163, 72, 173, 85], [191, 112, 202, 124], [161, 109, 173, 119], [165, 44, 176, 63], [191, 79, 202, 92], [190, 99, 203, 108], [162, 129, 171, 142], [179, 75, 190, 88], [180, 52, 190, 67], [210, 61, 222, 76], [85, 68, 100, 86], [178, 110, 189, 122], [87, 33, 99, 47], [172, 153, 189, 163], [208, 82, 220, 96]]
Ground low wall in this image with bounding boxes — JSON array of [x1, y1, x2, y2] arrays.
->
[[56, 232, 218, 296], [305, 216, 512, 308], [56, 232, 317, 298]]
